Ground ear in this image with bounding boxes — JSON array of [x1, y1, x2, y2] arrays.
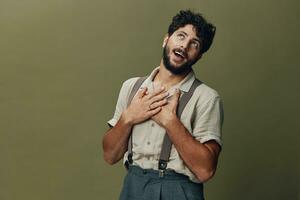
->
[[162, 34, 169, 48]]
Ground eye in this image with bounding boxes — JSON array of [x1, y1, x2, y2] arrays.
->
[[177, 33, 185, 40], [190, 41, 200, 49]]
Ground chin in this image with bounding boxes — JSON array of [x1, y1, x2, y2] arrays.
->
[[171, 61, 187, 68]]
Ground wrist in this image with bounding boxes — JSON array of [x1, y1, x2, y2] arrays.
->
[[162, 113, 178, 129], [121, 109, 134, 126]]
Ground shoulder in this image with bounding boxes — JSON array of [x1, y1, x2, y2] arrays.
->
[[116, 77, 141, 104], [191, 82, 224, 125], [119, 77, 140, 93], [122, 77, 140, 88], [194, 82, 220, 102]]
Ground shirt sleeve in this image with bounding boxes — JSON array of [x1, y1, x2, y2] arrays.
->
[[107, 78, 138, 127], [192, 95, 224, 147]]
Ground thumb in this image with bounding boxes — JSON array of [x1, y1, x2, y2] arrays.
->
[[169, 89, 181, 104], [174, 89, 181, 100], [137, 87, 148, 98]]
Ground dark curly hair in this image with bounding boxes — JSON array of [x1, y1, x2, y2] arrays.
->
[[168, 10, 216, 54]]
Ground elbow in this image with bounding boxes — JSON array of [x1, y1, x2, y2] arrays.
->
[[102, 136, 123, 165], [105, 159, 116, 165], [102, 138, 117, 165], [103, 149, 118, 165], [103, 152, 117, 165], [195, 168, 216, 183]]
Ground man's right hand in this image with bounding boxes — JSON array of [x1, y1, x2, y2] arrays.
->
[[122, 86, 169, 126]]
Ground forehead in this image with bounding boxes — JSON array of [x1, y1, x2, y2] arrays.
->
[[173, 24, 199, 39]]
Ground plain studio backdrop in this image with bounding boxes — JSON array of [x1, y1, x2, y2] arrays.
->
[[0, 0, 299, 199]]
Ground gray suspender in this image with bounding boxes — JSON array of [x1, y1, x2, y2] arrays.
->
[[126, 76, 203, 175], [157, 78, 202, 176], [126, 76, 148, 164]]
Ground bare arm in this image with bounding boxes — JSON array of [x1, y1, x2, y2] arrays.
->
[[102, 112, 133, 165], [164, 116, 221, 182], [102, 87, 169, 165], [152, 89, 221, 182]]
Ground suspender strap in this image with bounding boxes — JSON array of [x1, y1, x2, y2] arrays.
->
[[125, 76, 203, 173], [126, 76, 148, 165], [158, 79, 202, 176]]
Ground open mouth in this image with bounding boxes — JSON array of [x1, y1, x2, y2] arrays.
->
[[173, 49, 187, 60]]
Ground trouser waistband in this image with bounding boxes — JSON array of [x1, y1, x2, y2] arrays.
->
[[127, 165, 191, 181]]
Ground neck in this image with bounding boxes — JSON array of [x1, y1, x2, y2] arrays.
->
[[152, 59, 191, 90]]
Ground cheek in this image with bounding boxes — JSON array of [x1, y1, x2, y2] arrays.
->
[[166, 38, 177, 48], [188, 51, 200, 60]]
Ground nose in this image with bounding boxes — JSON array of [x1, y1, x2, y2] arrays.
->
[[180, 41, 188, 50], [180, 39, 190, 51]]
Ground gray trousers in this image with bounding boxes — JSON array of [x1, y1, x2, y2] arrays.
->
[[119, 165, 204, 200]]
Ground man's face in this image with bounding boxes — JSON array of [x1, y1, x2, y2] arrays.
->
[[162, 24, 202, 75]]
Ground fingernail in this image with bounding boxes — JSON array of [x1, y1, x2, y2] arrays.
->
[[161, 86, 165, 90]]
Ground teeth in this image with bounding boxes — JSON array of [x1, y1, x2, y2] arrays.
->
[[175, 50, 185, 58]]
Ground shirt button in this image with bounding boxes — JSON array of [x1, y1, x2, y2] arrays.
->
[[147, 141, 151, 145], [151, 123, 155, 127]]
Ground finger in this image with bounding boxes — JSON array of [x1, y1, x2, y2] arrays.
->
[[169, 89, 181, 105], [147, 106, 162, 116], [150, 91, 169, 103], [146, 86, 166, 100], [171, 89, 181, 99], [137, 87, 148, 98], [150, 98, 168, 109], [174, 89, 181, 99]]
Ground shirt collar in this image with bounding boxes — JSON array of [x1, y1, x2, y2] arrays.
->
[[143, 66, 196, 93]]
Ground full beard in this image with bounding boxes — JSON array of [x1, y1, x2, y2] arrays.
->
[[162, 46, 198, 75]]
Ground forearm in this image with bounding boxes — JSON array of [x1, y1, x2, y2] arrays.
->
[[102, 112, 133, 165], [164, 116, 219, 182]]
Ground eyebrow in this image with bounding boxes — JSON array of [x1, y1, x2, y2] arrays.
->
[[178, 31, 201, 44]]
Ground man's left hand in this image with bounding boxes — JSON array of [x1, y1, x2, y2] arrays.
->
[[151, 89, 181, 127]]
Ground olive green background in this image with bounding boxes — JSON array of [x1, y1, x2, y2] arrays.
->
[[1, 0, 299, 199]]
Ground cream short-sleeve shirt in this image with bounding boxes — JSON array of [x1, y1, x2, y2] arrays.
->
[[107, 66, 224, 183]]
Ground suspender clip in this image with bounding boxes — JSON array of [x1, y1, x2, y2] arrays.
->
[[128, 153, 133, 164], [159, 169, 165, 178], [158, 160, 167, 178]]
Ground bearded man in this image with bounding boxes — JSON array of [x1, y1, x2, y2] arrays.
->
[[102, 10, 224, 200]]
